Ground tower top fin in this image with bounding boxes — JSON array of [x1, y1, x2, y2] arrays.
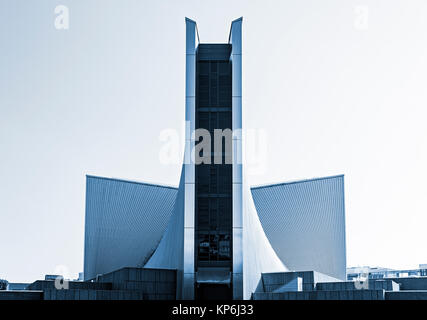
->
[[185, 17, 200, 44], [229, 17, 243, 43]]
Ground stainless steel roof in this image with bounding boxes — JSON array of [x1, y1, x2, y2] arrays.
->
[[84, 175, 177, 280], [251, 175, 346, 280]]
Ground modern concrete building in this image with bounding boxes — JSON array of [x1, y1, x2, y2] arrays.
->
[[1, 17, 427, 301], [82, 173, 346, 300], [82, 18, 346, 300]]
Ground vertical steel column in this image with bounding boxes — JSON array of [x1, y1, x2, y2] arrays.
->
[[183, 17, 198, 299], [229, 17, 243, 300]]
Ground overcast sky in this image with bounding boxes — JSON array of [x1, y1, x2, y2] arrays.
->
[[1, 0, 427, 282]]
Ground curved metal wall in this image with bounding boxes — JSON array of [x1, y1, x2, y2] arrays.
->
[[243, 181, 288, 299], [251, 175, 346, 280], [84, 175, 177, 280], [144, 168, 186, 298]]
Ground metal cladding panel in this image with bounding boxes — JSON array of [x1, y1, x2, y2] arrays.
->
[[230, 16, 244, 300], [84, 176, 178, 281], [251, 175, 346, 280], [183, 17, 197, 299]]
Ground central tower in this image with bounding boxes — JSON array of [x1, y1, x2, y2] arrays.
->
[[146, 17, 286, 300], [194, 43, 233, 299], [184, 17, 243, 300]]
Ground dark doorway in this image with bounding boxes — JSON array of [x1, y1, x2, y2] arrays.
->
[[196, 284, 232, 300]]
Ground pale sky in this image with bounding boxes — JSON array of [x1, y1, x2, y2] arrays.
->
[[1, 0, 426, 282]]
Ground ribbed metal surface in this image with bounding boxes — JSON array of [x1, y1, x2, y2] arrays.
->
[[251, 175, 346, 280], [84, 176, 178, 281]]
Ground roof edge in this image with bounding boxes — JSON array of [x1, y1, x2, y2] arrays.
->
[[86, 174, 178, 190], [250, 174, 345, 190], [185, 17, 196, 23]]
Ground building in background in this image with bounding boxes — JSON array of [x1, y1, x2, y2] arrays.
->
[[347, 265, 427, 280]]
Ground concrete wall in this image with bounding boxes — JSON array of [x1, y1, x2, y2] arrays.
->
[[28, 280, 111, 291], [0, 291, 43, 300], [259, 271, 340, 293], [43, 289, 145, 300], [388, 277, 427, 290], [25, 267, 177, 300], [253, 290, 385, 300], [386, 291, 427, 300], [96, 267, 176, 300], [316, 280, 399, 291]]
